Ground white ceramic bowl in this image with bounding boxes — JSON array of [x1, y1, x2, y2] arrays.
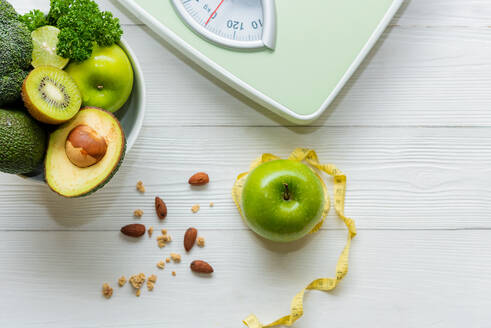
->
[[22, 38, 145, 182]]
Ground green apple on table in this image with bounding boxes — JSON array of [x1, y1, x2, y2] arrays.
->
[[65, 44, 133, 113], [241, 159, 326, 242]]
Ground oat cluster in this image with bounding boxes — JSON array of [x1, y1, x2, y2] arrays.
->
[[118, 276, 127, 287], [136, 180, 145, 193], [191, 204, 200, 213], [102, 283, 113, 299]]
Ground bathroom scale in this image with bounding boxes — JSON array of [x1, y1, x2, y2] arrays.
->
[[119, 0, 403, 124]]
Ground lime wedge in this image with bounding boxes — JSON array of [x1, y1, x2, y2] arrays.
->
[[31, 26, 70, 69]]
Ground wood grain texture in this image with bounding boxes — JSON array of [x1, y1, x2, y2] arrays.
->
[[0, 230, 490, 328], [119, 25, 491, 127], [1, 127, 490, 231], [13, 0, 491, 27], [3, 1, 491, 327], [11, 1, 491, 127]]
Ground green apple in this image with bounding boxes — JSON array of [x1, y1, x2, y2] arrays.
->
[[241, 159, 325, 242], [65, 44, 133, 113]]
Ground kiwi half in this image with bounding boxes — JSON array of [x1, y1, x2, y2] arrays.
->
[[22, 66, 82, 124]]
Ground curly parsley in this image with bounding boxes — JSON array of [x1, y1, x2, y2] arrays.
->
[[21, 0, 123, 62], [19, 9, 48, 32]]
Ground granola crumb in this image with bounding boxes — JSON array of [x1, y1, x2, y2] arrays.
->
[[191, 204, 200, 213], [161, 229, 167, 235], [172, 271, 176, 276], [147, 274, 157, 291], [157, 260, 165, 269], [166, 257, 171, 263], [102, 283, 113, 299], [134, 209, 144, 217], [197, 236, 205, 247], [170, 253, 181, 262], [118, 276, 127, 287], [136, 181, 145, 193], [209, 202, 214, 207], [157, 234, 172, 248], [129, 273, 146, 290], [136, 289, 141, 297], [148, 226, 154, 238]]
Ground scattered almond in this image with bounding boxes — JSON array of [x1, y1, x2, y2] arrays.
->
[[148, 226, 154, 238], [161, 229, 167, 235], [155, 196, 167, 220], [136, 289, 141, 297], [166, 257, 171, 263], [170, 253, 181, 262], [209, 202, 214, 207], [197, 236, 205, 247], [118, 276, 127, 287], [136, 180, 145, 193], [129, 273, 146, 290], [188, 172, 210, 186], [184, 227, 198, 252], [191, 204, 200, 213], [133, 209, 143, 218], [102, 283, 113, 299], [172, 271, 176, 276], [121, 224, 146, 237], [190, 260, 214, 274], [157, 260, 165, 269]]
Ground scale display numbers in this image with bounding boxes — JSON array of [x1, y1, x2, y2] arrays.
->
[[172, 0, 276, 50]]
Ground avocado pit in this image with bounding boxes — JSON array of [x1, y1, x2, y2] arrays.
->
[[65, 124, 107, 168]]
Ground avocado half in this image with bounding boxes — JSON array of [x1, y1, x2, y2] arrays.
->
[[45, 107, 126, 197]]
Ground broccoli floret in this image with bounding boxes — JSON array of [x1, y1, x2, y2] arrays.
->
[[0, 0, 33, 106], [0, 0, 18, 21], [0, 70, 29, 106]]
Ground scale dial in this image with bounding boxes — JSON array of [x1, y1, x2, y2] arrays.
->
[[172, 0, 276, 50]]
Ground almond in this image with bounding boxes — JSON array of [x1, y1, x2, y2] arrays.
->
[[188, 172, 209, 186], [190, 260, 214, 274], [184, 227, 198, 252], [121, 224, 146, 237], [155, 196, 167, 219]]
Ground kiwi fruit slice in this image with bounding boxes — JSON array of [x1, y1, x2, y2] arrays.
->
[[22, 66, 82, 124]]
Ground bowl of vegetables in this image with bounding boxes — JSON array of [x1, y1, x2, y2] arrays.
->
[[0, 0, 145, 197]]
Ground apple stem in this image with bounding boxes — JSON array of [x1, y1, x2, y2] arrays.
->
[[283, 183, 291, 201]]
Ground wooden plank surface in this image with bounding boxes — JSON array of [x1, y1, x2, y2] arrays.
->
[[1, 230, 490, 328], [1, 126, 490, 231], [2, 0, 491, 327]]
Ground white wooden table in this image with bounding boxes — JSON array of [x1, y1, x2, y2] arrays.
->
[[2, 1, 491, 327]]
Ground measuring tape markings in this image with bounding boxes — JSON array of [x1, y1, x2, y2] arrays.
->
[[232, 148, 357, 328]]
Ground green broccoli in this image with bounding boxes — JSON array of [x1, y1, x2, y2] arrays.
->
[[0, 0, 33, 106], [0, 0, 18, 21]]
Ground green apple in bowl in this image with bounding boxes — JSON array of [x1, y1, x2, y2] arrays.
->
[[65, 44, 133, 113], [241, 159, 326, 242]]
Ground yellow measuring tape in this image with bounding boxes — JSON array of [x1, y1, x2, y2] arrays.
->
[[232, 148, 357, 328]]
